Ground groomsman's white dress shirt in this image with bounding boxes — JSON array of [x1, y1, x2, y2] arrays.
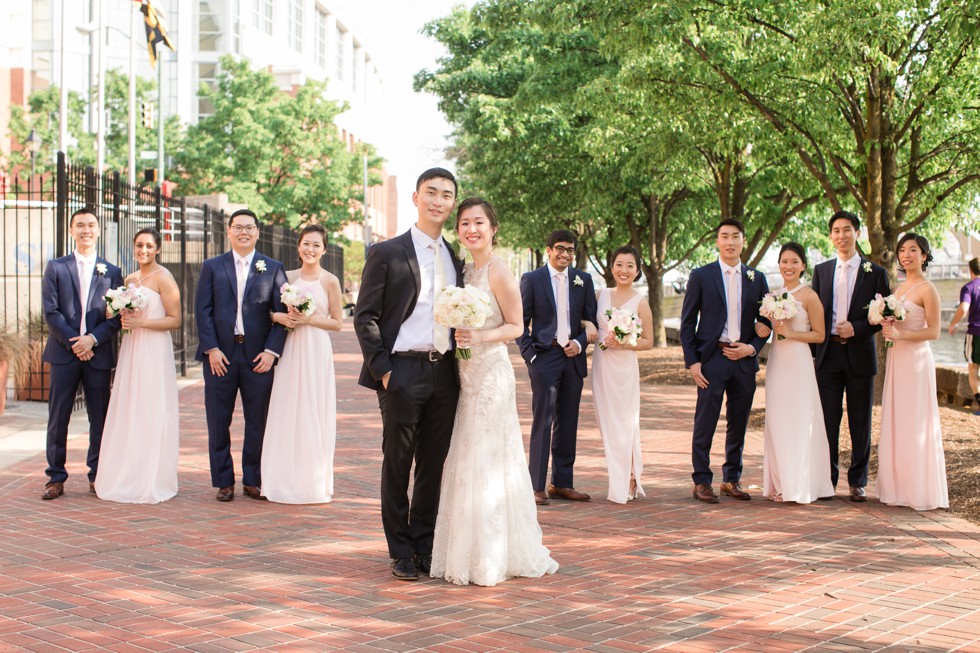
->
[[393, 226, 458, 353]]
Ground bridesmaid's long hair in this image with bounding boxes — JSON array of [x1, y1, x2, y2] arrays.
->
[[778, 242, 807, 278], [455, 197, 499, 247]]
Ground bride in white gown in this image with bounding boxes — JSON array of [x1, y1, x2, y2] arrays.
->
[[430, 198, 559, 587]]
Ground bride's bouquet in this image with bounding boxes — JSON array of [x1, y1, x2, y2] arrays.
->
[[105, 284, 148, 333], [279, 282, 316, 331], [599, 307, 642, 350], [866, 293, 908, 348], [434, 285, 494, 359], [759, 290, 799, 340]]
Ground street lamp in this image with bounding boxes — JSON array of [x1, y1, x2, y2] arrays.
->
[[25, 128, 41, 183]]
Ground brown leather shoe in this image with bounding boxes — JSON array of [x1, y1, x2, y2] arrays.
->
[[216, 486, 234, 501], [692, 483, 719, 503], [42, 482, 64, 500], [720, 481, 751, 500], [89, 482, 96, 494], [242, 485, 267, 500], [534, 490, 550, 506], [547, 484, 591, 502], [849, 486, 867, 502]]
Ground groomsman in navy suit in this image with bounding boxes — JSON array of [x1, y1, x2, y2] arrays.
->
[[680, 219, 770, 503], [41, 207, 124, 499], [811, 210, 890, 502], [519, 229, 598, 506], [195, 209, 287, 501]]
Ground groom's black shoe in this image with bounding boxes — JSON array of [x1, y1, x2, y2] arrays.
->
[[391, 557, 418, 581], [720, 481, 751, 500], [692, 483, 720, 503], [414, 554, 432, 575]]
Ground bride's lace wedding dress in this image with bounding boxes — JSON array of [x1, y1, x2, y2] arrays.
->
[[430, 258, 559, 586]]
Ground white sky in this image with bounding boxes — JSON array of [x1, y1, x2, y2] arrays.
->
[[341, 0, 473, 233]]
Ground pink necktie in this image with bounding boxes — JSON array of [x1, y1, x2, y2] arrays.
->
[[834, 263, 848, 335], [726, 268, 740, 343], [556, 274, 569, 346]]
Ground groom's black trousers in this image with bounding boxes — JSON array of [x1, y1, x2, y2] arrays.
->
[[376, 354, 458, 560], [816, 341, 873, 489], [691, 348, 755, 486]]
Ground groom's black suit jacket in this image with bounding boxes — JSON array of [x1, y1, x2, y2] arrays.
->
[[810, 257, 890, 376], [354, 229, 464, 390]]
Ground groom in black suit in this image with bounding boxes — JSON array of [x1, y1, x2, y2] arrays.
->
[[195, 209, 287, 501], [680, 219, 770, 503], [519, 230, 598, 506], [354, 167, 464, 581], [41, 207, 124, 499], [811, 210, 890, 502]]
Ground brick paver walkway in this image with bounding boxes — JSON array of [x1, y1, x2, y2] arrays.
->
[[2, 325, 980, 652]]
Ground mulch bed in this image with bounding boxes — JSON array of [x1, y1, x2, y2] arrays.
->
[[637, 345, 980, 525]]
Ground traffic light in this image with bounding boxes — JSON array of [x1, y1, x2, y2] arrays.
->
[[141, 102, 154, 129]]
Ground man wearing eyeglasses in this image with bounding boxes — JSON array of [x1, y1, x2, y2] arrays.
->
[[195, 209, 288, 502], [519, 229, 598, 506]]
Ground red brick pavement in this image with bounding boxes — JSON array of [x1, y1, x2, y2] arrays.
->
[[2, 324, 980, 652]]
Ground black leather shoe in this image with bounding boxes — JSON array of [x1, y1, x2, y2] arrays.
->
[[414, 553, 432, 575], [391, 557, 418, 581]]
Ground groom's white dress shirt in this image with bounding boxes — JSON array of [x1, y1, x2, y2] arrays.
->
[[718, 259, 741, 345], [74, 250, 98, 344], [393, 226, 458, 353], [830, 252, 860, 335]]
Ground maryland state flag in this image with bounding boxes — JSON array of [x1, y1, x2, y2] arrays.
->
[[136, 0, 176, 68]]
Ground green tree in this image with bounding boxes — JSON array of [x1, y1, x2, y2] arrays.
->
[[172, 55, 383, 230], [7, 85, 95, 178]]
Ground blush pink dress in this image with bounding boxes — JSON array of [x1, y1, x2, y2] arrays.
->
[[96, 283, 179, 504], [876, 293, 948, 511], [260, 272, 337, 504], [591, 289, 645, 504]]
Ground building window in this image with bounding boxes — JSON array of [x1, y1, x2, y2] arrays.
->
[[288, 0, 302, 52], [315, 8, 328, 69], [335, 25, 346, 83], [352, 45, 361, 94], [198, 0, 223, 52], [253, 0, 272, 35], [197, 63, 218, 117]]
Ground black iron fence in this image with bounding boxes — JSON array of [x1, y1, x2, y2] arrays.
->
[[2, 152, 343, 403]]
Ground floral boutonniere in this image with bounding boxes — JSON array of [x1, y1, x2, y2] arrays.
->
[[573, 275, 584, 287], [95, 263, 107, 276], [862, 261, 872, 273], [255, 260, 267, 274], [746, 269, 755, 282]]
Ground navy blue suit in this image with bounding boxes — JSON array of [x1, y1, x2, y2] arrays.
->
[[680, 261, 769, 486], [195, 251, 287, 489], [42, 254, 124, 483], [519, 265, 597, 491], [810, 257, 890, 488]]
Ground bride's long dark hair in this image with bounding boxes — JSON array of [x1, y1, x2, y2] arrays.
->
[[455, 197, 499, 247]]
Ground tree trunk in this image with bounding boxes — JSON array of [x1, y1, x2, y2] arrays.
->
[[645, 265, 667, 347]]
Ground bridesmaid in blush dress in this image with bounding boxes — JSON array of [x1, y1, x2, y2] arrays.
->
[[761, 242, 834, 504], [96, 228, 181, 504], [877, 233, 948, 511], [260, 224, 343, 504], [591, 246, 654, 504]]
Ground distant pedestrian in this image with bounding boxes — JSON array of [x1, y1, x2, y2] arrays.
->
[[948, 257, 980, 413]]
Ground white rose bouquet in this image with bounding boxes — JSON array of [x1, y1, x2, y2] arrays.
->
[[434, 285, 493, 359], [866, 293, 908, 348], [279, 282, 316, 331], [599, 307, 642, 350], [104, 285, 148, 332], [759, 290, 799, 340]]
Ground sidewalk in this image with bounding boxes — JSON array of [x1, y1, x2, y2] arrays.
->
[[1, 326, 979, 652]]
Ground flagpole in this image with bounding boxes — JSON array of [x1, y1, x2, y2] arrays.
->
[[158, 48, 165, 187], [128, 4, 137, 184], [95, 0, 106, 174], [59, 0, 68, 155]]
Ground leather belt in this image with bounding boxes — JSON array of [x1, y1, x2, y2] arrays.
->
[[830, 335, 848, 344], [233, 334, 246, 344], [392, 350, 448, 362], [717, 342, 738, 349]]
